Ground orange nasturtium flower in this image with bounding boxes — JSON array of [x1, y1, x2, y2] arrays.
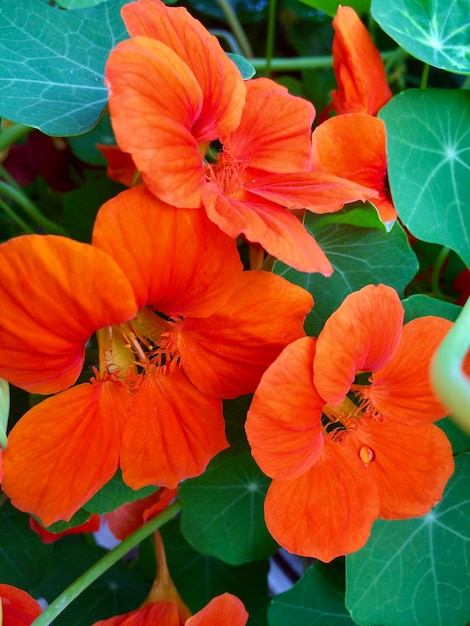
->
[[105, 0, 375, 274], [0, 187, 312, 526], [246, 284, 455, 562], [0, 584, 42, 626]]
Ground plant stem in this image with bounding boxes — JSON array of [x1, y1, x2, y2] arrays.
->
[[0, 197, 34, 233], [217, 0, 253, 58], [420, 63, 430, 89], [0, 123, 32, 153], [430, 246, 453, 301], [0, 180, 67, 235], [31, 500, 182, 626], [431, 297, 470, 434], [249, 49, 399, 72], [264, 0, 277, 77]]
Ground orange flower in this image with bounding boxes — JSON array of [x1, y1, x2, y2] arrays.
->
[[246, 284, 454, 562], [106, 0, 246, 209], [328, 6, 392, 116], [0, 584, 42, 625], [0, 187, 312, 526]]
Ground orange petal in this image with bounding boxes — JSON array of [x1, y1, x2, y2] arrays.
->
[[98, 144, 137, 187], [247, 170, 377, 213], [187, 594, 248, 626], [29, 514, 101, 544], [264, 438, 379, 561], [311, 114, 396, 222], [92, 602, 180, 626], [330, 6, 392, 115], [370, 316, 454, 424], [0, 235, 137, 394], [106, 37, 205, 208], [122, 0, 245, 140], [92, 186, 242, 316], [246, 337, 324, 480], [2, 379, 129, 526], [202, 183, 333, 274], [314, 285, 404, 406], [178, 274, 313, 399], [346, 418, 454, 519], [121, 367, 228, 490], [224, 78, 314, 172], [0, 584, 42, 625]]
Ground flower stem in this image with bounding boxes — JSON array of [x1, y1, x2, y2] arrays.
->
[[0, 123, 32, 153], [0, 196, 34, 233], [31, 500, 182, 626], [431, 297, 470, 434], [217, 0, 253, 58], [249, 49, 399, 72], [264, 0, 277, 77], [430, 246, 453, 301]]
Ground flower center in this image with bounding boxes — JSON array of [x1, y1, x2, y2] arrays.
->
[[205, 151, 246, 200]]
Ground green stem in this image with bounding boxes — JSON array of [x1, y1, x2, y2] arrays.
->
[[249, 49, 399, 72], [0, 123, 32, 153], [264, 0, 277, 77], [0, 197, 34, 233], [31, 500, 182, 626], [430, 246, 453, 301], [420, 63, 430, 89], [0, 180, 67, 235], [216, 0, 253, 58], [431, 297, 470, 434]]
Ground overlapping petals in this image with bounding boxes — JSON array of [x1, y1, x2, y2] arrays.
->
[[0, 584, 42, 625], [246, 284, 454, 561]]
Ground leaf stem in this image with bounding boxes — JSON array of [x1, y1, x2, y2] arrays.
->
[[0, 123, 32, 153], [0, 180, 67, 235], [430, 246, 453, 301], [249, 49, 399, 72], [31, 500, 182, 626], [431, 297, 470, 434], [264, 0, 277, 77], [420, 63, 430, 89], [0, 197, 34, 233], [216, 0, 253, 58]]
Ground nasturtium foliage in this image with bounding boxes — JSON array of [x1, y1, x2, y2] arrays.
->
[[380, 89, 470, 268], [82, 469, 158, 515], [274, 205, 418, 336], [180, 450, 277, 565], [372, 0, 470, 74], [55, 0, 106, 8], [298, 0, 371, 17], [227, 53, 257, 79], [268, 560, 355, 625], [0, 0, 129, 136], [403, 293, 462, 324], [346, 453, 470, 626]]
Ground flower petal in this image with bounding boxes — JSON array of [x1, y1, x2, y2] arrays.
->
[[347, 418, 454, 519], [224, 78, 314, 172], [2, 379, 129, 526], [311, 114, 396, 222], [122, 0, 245, 141], [121, 367, 227, 490], [93, 186, 242, 316], [187, 594, 248, 626], [370, 316, 453, 424], [92, 602, 180, 626], [106, 37, 205, 207], [330, 6, 392, 115], [202, 184, 333, 274], [246, 337, 324, 480], [179, 274, 313, 399], [0, 584, 42, 625], [0, 235, 137, 394], [314, 284, 404, 406], [264, 438, 379, 561]]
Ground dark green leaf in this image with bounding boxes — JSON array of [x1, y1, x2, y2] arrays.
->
[[68, 112, 115, 166], [347, 453, 470, 626], [403, 293, 462, 323], [298, 0, 370, 17], [83, 468, 158, 515], [0, 0, 129, 135], [380, 89, 470, 266], [40, 508, 94, 534], [180, 451, 277, 565]]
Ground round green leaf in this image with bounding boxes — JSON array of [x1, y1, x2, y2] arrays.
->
[[380, 89, 470, 267], [346, 453, 470, 626], [179, 451, 277, 565], [227, 53, 256, 80], [372, 0, 470, 74]]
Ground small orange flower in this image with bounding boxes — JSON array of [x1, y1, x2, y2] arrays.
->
[[0, 187, 312, 526], [246, 284, 454, 562], [0, 584, 42, 625]]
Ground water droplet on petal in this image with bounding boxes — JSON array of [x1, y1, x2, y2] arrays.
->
[[359, 445, 375, 465]]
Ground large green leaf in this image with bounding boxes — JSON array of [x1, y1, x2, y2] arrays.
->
[[380, 89, 470, 267], [0, 0, 128, 136], [273, 205, 418, 336], [268, 560, 355, 625], [83, 468, 158, 515], [372, 0, 470, 74], [180, 451, 277, 565], [298, 0, 370, 17], [346, 453, 470, 626]]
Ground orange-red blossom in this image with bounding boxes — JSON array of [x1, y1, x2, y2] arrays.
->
[[0, 186, 312, 526], [246, 284, 455, 562]]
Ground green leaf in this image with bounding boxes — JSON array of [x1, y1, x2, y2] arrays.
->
[[180, 451, 277, 565], [371, 0, 470, 74], [346, 453, 470, 626], [56, 0, 106, 8], [227, 53, 256, 79], [403, 293, 462, 323], [298, 0, 370, 18], [0, 0, 129, 136], [161, 518, 271, 620], [0, 500, 53, 589], [40, 508, 94, 534], [82, 468, 158, 515], [268, 560, 355, 625], [273, 205, 418, 336], [380, 89, 470, 267], [68, 112, 115, 166]]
